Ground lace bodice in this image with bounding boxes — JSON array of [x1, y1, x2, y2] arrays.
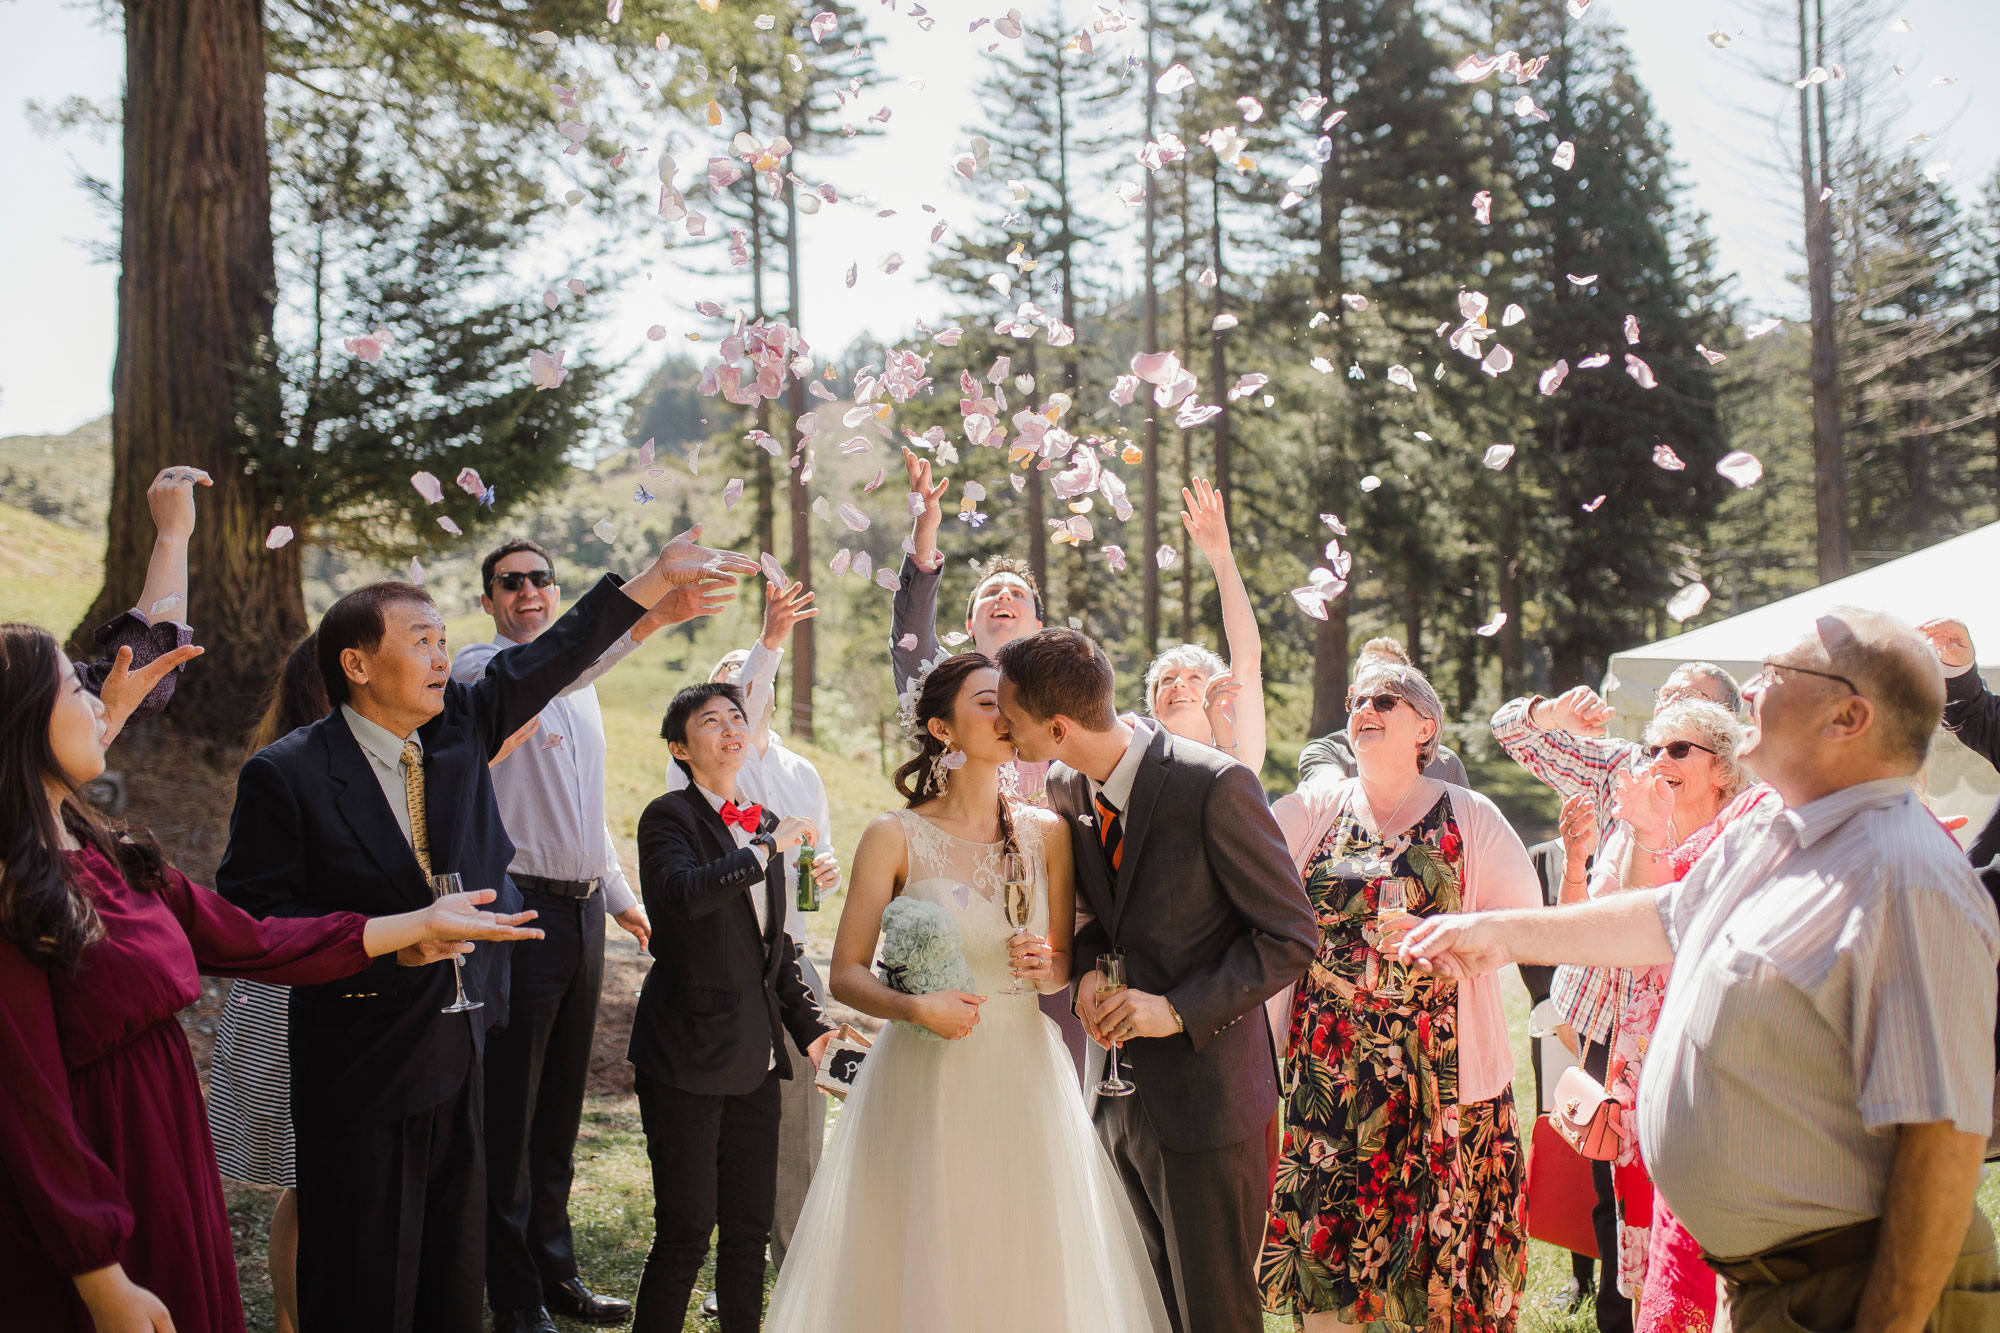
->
[[892, 808, 1051, 1003]]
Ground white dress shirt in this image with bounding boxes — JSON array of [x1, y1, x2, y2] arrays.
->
[[451, 633, 639, 915], [1088, 717, 1156, 816]]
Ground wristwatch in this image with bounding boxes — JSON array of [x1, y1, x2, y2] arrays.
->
[[751, 832, 777, 860]]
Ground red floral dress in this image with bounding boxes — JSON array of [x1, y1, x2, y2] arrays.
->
[[1257, 793, 1527, 1331]]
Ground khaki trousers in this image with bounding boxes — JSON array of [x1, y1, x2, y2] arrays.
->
[[1726, 1210, 2000, 1333]]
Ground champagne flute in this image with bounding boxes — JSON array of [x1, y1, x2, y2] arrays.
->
[[1375, 877, 1408, 1003], [1001, 852, 1034, 995], [428, 873, 483, 1014], [1094, 950, 1136, 1097]]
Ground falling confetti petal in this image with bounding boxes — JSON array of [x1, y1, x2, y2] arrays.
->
[[633, 484, 654, 504], [343, 328, 394, 362], [875, 568, 900, 591], [1717, 451, 1764, 488], [1501, 304, 1526, 327], [1290, 586, 1330, 619], [1156, 545, 1178, 570], [411, 472, 444, 504], [1483, 444, 1516, 470], [1652, 444, 1687, 471], [637, 438, 655, 468], [1481, 345, 1514, 377], [1475, 611, 1507, 637], [1696, 344, 1726, 365], [1582, 494, 1607, 513], [1341, 293, 1369, 311], [761, 553, 791, 590], [809, 10, 838, 40], [646, 325, 666, 341], [1745, 317, 1783, 339], [1578, 353, 1611, 369], [838, 503, 871, 531], [1624, 315, 1642, 345], [529, 348, 569, 390], [406, 556, 425, 585], [1538, 360, 1570, 395], [265, 525, 294, 550], [1360, 475, 1382, 492], [1156, 63, 1195, 95], [1666, 583, 1711, 622], [897, 633, 917, 651], [1552, 141, 1576, 170], [1386, 364, 1417, 391], [1472, 190, 1493, 224], [1707, 28, 1732, 47], [1566, 273, 1598, 286], [720, 478, 744, 509], [592, 520, 617, 544], [1625, 354, 1658, 389], [852, 552, 874, 580]]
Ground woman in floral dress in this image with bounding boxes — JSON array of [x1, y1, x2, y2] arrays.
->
[[1258, 662, 1542, 1332]]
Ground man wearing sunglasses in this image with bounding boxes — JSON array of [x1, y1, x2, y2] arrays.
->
[[457, 538, 735, 1332], [1404, 609, 1999, 1333]]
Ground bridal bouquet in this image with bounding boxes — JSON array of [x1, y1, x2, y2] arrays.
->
[[877, 897, 975, 1042]]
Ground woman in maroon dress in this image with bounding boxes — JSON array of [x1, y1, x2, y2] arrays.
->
[[0, 623, 545, 1333]]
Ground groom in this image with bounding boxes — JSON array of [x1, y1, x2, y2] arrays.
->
[[995, 629, 1315, 1333]]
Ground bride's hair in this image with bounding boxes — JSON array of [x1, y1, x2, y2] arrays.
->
[[894, 653, 1022, 864]]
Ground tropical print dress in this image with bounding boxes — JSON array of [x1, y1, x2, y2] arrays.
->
[[1257, 791, 1527, 1332]]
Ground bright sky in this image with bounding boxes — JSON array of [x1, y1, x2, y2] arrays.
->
[[2, 0, 1994, 440]]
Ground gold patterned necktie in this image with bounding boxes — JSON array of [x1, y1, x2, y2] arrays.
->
[[400, 739, 432, 879]]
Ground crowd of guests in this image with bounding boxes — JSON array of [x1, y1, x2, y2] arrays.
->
[[3, 459, 1997, 1333]]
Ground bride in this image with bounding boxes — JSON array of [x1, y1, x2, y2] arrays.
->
[[763, 654, 1171, 1333]]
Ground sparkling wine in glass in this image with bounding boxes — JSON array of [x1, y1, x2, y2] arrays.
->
[[1375, 877, 1408, 1002], [1001, 852, 1034, 995], [1094, 950, 1136, 1097], [428, 873, 483, 1014]]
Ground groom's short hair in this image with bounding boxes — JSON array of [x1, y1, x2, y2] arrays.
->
[[996, 629, 1117, 731]]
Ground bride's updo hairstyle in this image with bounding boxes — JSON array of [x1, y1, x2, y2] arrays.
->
[[894, 653, 1023, 865]]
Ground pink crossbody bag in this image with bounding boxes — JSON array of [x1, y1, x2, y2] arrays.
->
[[1551, 986, 1628, 1161]]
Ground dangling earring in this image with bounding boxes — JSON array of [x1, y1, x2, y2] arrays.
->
[[930, 747, 954, 792]]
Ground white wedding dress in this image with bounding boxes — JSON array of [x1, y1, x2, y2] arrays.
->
[[764, 809, 1172, 1333]]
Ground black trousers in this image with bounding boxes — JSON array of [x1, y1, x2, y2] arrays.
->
[[1584, 1038, 1633, 1333], [295, 1069, 486, 1333], [484, 888, 607, 1312], [1095, 1089, 1268, 1333], [634, 1071, 783, 1333]]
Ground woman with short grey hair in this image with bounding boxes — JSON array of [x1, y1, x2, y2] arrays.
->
[[1143, 479, 1266, 772]]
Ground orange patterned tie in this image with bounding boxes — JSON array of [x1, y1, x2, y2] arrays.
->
[[1095, 793, 1123, 876], [400, 739, 433, 879]]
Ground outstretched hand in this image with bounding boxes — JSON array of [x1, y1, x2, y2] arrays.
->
[[146, 466, 212, 543], [1396, 913, 1511, 981], [653, 525, 760, 588], [1538, 685, 1614, 737], [642, 574, 737, 632], [425, 889, 544, 943], [1179, 477, 1231, 562], [902, 447, 949, 566], [760, 581, 819, 650], [1611, 763, 1675, 847], [1917, 618, 1976, 671], [97, 644, 205, 748]]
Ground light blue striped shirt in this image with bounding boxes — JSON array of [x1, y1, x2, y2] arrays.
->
[[1641, 776, 1999, 1257]]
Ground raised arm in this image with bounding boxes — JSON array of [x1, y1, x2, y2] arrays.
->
[[828, 814, 985, 1040], [1182, 478, 1265, 774], [1918, 620, 2000, 772], [135, 466, 210, 624], [891, 448, 950, 694], [1490, 688, 1637, 824]]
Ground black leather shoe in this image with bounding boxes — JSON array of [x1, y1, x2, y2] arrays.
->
[[492, 1310, 558, 1333], [548, 1277, 634, 1324]]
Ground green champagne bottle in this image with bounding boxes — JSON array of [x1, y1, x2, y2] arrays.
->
[[795, 843, 820, 912]]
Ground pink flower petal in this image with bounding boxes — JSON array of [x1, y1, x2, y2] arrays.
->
[[1482, 444, 1515, 470], [1717, 451, 1763, 488], [408, 556, 424, 585], [437, 516, 463, 536], [1652, 444, 1686, 471], [1625, 354, 1658, 389], [875, 568, 900, 591], [760, 553, 790, 590], [411, 472, 444, 504], [1474, 611, 1507, 637], [838, 503, 871, 531], [1130, 350, 1181, 385], [264, 525, 295, 550], [723, 478, 744, 509], [1666, 583, 1710, 622], [829, 548, 852, 575]]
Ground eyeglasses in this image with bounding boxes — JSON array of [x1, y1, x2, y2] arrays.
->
[[1640, 739, 1716, 762], [1346, 693, 1404, 715], [1750, 658, 1860, 696], [493, 569, 556, 592]]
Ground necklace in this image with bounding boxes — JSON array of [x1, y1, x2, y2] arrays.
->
[[1361, 772, 1427, 854]]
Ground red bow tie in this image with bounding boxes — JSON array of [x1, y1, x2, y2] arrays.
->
[[719, 800, 763, 833]]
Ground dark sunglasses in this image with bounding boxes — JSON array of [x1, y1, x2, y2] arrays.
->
[[1347, 693, 1404, 715], [1640, 739, 1716, 762], [493, 569, 556, 592]]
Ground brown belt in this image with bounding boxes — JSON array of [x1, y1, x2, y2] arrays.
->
[[1706, 1218, 1881, 1286]]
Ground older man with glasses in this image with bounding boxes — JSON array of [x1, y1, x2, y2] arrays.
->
[[1403, 608, 2000, 1333], [1486, 660, 1743, 1332]]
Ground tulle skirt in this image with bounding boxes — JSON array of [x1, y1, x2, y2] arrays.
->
[[764, 997, 1171, 1333]]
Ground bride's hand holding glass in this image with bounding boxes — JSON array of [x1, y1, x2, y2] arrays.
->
[[1007, 933, 1054, 989], [909, 990, 986, 1040]]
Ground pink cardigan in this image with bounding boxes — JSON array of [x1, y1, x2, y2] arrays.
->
[[1266, 774, 1542, 1106]]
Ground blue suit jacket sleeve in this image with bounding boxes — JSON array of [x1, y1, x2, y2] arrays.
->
[[456, 573, 645, 758]]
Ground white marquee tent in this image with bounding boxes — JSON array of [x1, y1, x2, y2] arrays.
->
[[1602, 522, 2000, 842]]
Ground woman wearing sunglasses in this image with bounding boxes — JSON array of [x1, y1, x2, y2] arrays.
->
[[1256, 661, 1541, 1332], [1599, 699, 1770, 1333]]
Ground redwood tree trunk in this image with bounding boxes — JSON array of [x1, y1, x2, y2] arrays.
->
[[78, 0, 303, 744]]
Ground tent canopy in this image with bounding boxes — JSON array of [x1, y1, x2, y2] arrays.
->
[[1603, 522, 2000, 841]]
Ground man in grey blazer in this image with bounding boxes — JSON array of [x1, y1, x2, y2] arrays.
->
[[995, 628, 1316, 1333]]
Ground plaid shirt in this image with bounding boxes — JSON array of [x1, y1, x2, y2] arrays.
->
[[1491, 696, 1639, 1044]]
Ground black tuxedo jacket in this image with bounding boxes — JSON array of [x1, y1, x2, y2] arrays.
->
[[629, 786, 833, 1096], [215, 575, 645, 1122], [1049, 724, 1317, 1153]]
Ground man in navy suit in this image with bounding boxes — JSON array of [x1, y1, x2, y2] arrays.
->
[[217, 527, 757, 1333]]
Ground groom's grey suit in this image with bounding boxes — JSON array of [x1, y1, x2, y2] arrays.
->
[[1048, 722, 1315, 1333]]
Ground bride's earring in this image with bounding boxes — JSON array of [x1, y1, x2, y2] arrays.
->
[[930, 746, 954, 791]]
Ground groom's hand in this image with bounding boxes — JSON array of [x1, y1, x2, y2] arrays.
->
[[1075, 969, 1109, 1047], [1096, 988, 1179, 1043]]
